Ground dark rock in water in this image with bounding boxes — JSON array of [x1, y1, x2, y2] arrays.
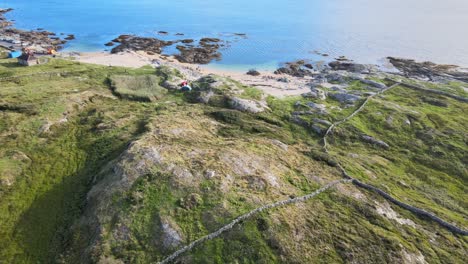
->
[[246, 69, 261, 76], [104, 42, 115, 47], [0, 24, 68, 53], [328, 61, 370, 73], [293, 60, 306, 65], [37, 28, 44, 31], [0, 8, 13, 14], [336, 56, 349, 61], [158, 31, 169, 35], [234, 33, 247, 36], [64, 34, 75, 40], [275, 64, 312, 77], [112, 34, 132, 43], [175, 33, 184, 36], [181, 39, 194, 44], [388, 57, 468, 83], [274, 60, 316, 77], [111, 36, 174, 54], [175, 45, 221, 64], [200, 37, 221, 43]]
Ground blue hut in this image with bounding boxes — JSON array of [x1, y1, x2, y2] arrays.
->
[[8, 51, 22, 58]]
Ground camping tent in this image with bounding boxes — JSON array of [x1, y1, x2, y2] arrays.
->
[[8, 51, 22, 58]]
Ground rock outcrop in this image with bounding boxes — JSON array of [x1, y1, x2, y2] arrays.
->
[[388, 57, 468, 83], [110, 36, 175, 54], [361, 135, 390, 149], [228, 97, 269, 113]]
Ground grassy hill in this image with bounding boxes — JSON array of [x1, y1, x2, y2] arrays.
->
[[0, 57, 466, 263]]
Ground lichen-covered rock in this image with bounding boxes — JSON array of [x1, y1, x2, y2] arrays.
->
[[326, 73, 347, 83], [302, 87, 327, 100], [305, 102, 327, 113], [313, 118, 332, 126], [328, 61, 374, 73], [330, 92, 361, 103], [351, 76, 387, 89], [159, 217, 184, 250], [361, 135, 390, 149], [311, 87, 327, 100], [228, 97, 269, 113]]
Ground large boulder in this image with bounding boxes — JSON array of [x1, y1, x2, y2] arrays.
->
[[157, 67, 186, 90], [187, 74, 256, 107], [351, 76, 387, 89], [158, 217, 184, 250], [228, 97, 269, 113], [330, 92, 361, 104], [361, 135, 390, 149], [328, 61, 374, 74]]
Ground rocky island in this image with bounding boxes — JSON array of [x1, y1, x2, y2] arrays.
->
[[0, 5, 467, 264]]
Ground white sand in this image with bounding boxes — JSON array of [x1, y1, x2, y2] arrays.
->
[[72, 50, 312, 98]]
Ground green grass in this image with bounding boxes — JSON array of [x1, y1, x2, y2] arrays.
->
[[0, 57, 467, 263], [327, 85, 468, 227], [0, 58, 177, 262], [110, 75, 167, 102]]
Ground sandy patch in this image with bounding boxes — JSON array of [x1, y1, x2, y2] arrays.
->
[[71, 51, 312, 98]]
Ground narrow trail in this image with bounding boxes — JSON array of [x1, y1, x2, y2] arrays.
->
[[157, 179, 352, 264], [0, 70, 88, 81], [321, 81, 468, 236], [322, 82, 400, 153]]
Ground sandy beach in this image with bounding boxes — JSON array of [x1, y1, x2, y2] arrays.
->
[[71, 50, 312, 98]]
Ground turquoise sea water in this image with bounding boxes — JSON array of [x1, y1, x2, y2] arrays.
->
[[3, 0, 468, 69]]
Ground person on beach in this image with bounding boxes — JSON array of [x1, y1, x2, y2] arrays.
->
[[180, 80, 192, 91]]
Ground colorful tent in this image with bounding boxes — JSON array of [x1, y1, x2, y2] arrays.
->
[[8, 51, 22, 58]]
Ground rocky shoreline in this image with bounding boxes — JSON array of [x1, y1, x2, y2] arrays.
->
[[109, 35, 226, 64], [2, 6, 468, 86], [0, 8, 71, 53]]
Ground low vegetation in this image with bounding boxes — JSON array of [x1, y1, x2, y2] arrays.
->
[[0, 57, 466, 263], [110, 75, 168, 102]]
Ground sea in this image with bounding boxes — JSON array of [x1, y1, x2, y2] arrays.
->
[[2, 0, 468, 70]]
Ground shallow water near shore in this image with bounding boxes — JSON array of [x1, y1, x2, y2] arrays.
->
[[3, 0, 468, 69]]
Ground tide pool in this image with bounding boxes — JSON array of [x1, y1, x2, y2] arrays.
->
[[3, 0, 468, 69]]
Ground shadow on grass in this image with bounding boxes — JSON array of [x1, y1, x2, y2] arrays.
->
[[0, 61, 22, 68], [9, 113, 149, 262]]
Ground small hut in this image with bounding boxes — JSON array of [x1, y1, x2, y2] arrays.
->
[[18, 53, 38, 66], [17, 53, 47, 66]]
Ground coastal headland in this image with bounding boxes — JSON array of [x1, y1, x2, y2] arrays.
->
[[1, 6, 467, 264]]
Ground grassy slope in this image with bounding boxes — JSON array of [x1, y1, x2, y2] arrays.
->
[[0, 57, 466, 263], [0, 59, 159, 261]]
